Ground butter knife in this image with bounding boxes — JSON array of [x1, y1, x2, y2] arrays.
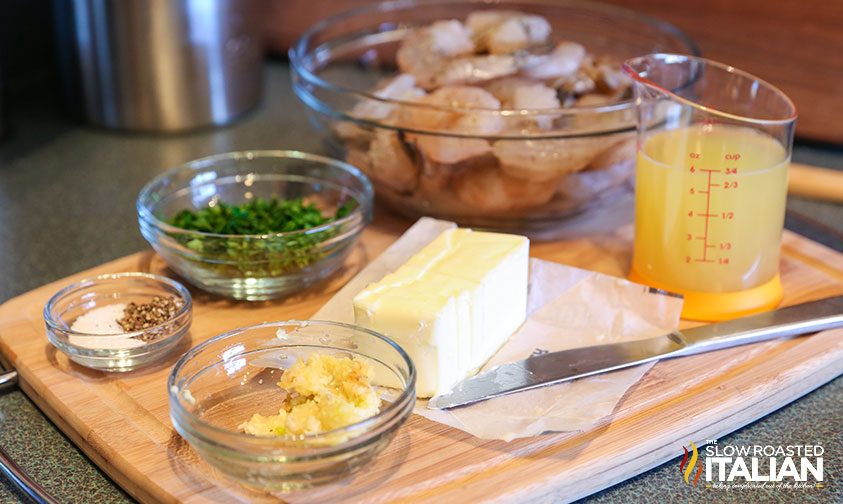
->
[[428, 295, 843, 410]]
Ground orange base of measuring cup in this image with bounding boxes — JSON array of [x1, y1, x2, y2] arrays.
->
[[628, 269, 784, 322]]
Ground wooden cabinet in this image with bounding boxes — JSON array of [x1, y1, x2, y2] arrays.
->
[[603, 0, 843, 142]]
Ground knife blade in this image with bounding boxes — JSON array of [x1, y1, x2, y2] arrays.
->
[[427, 295, 843, 410]]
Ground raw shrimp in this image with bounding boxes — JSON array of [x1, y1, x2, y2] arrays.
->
[[585, 136, 636, 172], [593, 63, 631, 94], [578, 55, 632, 95], [367, 130, 420, 193], [431, 54, 519, 88], [486, 77, 533, 104], [401, 85, 504, 164], [521, 42, 586, 80], [397, 20, 475, 89], [485, 77, 560, 129], [466, 10, 551, 54], [555, 71, 596, 97], [349, 74, 426, 121], [485, 77, 558, 108], [417, 158, 459, 194], [453, 164, 557, 212], [493, 136, 607, 181], [334, 121, 373, 149], [556, 138, 636, 202], [411, 133, 491, 165], [575, 93, 616, 107], [418, 152, 496, 196], [335, 74, 425, 146]]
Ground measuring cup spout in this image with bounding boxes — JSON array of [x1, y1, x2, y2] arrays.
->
[[623, 54, 796, 125]]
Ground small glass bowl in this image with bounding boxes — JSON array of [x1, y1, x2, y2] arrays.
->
[[137, 150, 373, 301], [44, 272, 192, 372], [168, 320, 416, 491]]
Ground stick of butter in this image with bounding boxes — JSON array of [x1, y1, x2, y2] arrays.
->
[[353, 228, 529, 397]]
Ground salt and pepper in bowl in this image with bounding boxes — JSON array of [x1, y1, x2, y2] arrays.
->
[[44, 272, 192, 372]]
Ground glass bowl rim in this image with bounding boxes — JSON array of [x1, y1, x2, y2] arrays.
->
[[137, 150, 374, 240], [167, 319, 417, 445], [289, 0, 701, 116], [43, 272, 193, 339]]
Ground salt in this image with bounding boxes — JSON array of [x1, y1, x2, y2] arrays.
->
[[70, 304, 126, 334], [69, 303, 146, 350]]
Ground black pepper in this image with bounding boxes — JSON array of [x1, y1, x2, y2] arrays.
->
[[118, 296, 184, 341]]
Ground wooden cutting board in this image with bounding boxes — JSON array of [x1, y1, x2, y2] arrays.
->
[[0, 210, 842, 503]]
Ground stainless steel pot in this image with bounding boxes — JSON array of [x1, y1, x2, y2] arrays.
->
[[55, 0, 264, 132]]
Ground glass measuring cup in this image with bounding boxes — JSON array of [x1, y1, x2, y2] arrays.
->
[[623, 54, 797, 321]]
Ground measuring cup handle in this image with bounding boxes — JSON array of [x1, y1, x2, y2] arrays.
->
[[674, 296, 843, 356]]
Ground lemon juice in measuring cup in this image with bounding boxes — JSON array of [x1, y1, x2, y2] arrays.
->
[[624, 54, 797, 321], [634, 125, 789, 292]]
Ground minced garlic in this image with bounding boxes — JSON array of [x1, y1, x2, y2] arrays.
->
[[239, 353, 380, 437]]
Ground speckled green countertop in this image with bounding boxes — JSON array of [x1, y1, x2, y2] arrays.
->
[[0, 62, 841, 503]]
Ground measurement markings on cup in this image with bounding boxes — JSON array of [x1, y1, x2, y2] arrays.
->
[[687, 152, 739, 266]]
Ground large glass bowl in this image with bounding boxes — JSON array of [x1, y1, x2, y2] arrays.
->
[[290, 0, 699, 235], [168, 320, 416, 490], [137, 151, 373, 300]]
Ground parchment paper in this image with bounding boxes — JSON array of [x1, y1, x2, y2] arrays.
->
[[314, 217, 683, 440]]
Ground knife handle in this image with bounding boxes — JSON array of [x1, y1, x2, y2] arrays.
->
[[675, 296, 843, 356]]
